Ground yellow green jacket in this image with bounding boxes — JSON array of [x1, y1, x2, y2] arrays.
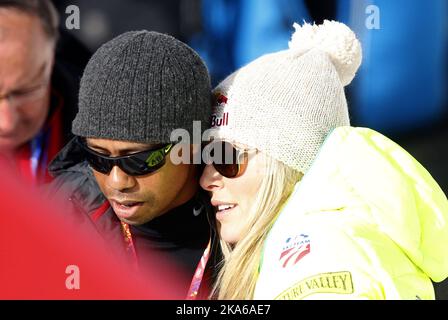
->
[[254, 126, 448, 300]]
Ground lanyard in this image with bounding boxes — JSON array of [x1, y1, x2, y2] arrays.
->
[[29, 130, 48, 180], [92, 201, 211, 298], [186, 239, 211, 300], [122, 223, 211, 299], [91, 202, 139, 268], [120, 222, 139, 270]]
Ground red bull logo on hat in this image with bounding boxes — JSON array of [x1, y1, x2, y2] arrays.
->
[[211, 113, 229, 127], [211, 92, 230, 128], [215, 93, 228, 106]]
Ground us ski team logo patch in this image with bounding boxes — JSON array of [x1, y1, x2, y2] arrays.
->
[[279, 233, 310, 268]]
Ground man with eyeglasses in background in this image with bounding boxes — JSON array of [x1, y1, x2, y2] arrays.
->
[[0, 0, 89, 184], [48, 30, 218, 298]]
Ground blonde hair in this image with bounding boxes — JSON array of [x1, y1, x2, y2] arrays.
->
[[211, 153, 303, 299]]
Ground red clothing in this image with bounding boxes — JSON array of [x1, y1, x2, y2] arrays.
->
[[13, 89, 64, 185]]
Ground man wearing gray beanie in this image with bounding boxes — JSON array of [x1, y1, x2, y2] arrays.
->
[[48, 30, 216, 298]]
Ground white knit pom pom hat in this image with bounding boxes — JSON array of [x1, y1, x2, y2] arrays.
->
[[210, 20, 362, 173]]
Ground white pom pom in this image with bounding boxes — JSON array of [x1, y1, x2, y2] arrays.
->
[[288, 20, 362, 86]]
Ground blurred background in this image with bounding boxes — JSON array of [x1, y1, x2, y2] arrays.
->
[[53, 0, 448, 196]]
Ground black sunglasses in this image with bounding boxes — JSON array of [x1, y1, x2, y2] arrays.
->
[[77, 137, 173, 176], [203, 140, 254, 178]]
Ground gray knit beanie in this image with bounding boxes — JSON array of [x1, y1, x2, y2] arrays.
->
[[72, 30, 211, 143]]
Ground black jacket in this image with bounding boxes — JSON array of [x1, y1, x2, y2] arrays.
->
[[48, 138, 218, 297], [51, 29, 91, 144]]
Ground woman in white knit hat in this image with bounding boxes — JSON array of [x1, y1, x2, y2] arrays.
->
[[199, 20, 448, 300]]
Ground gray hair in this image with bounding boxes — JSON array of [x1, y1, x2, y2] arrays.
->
[[0, 0, 59, 41]]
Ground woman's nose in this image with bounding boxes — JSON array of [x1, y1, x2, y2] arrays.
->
[[200, 164, 224, 192]]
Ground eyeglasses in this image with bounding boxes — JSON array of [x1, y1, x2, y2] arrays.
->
[[0, 82, 49, 107], [203, 140, 255, 178], [77, 137, 174, 176]]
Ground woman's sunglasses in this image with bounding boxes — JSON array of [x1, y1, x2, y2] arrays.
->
[[203, 141, 255, 178], [77, 137, 173, 176]]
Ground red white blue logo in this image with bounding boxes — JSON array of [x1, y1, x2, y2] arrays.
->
[[279, 234, 311, 268]]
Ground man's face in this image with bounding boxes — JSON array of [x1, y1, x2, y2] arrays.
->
[[86, 138, 198, 225], [0, 9, 55, 152]]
